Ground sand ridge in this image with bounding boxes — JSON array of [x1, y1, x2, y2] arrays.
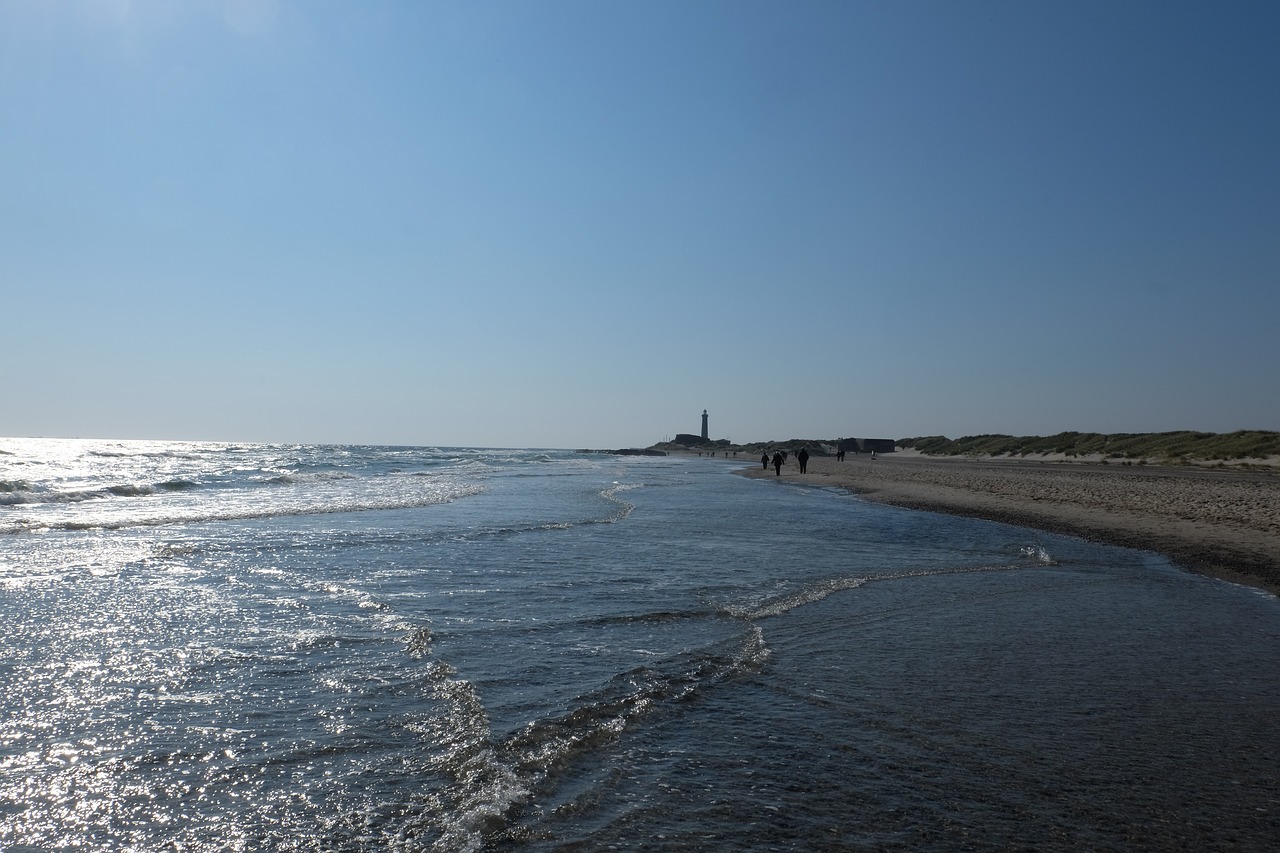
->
[[739, 453, 1280, 594]]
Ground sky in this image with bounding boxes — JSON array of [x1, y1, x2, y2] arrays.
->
[[3, 0, 1278, 448]]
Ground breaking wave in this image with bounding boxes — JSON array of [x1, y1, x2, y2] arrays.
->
[[1, 482, 485, 534], [600, 482, 641, 522], [722, 546, 1058, 621], [401, 619, 770, 850]]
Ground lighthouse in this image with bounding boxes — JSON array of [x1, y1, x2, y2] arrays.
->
[[701, 409, 709, 441]]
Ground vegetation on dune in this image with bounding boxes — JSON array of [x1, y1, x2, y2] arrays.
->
[[648, 437, 836, 455], [642, 430, 1280, 464], [896, 430, 1280, 462], [736, 438, 835, 455]]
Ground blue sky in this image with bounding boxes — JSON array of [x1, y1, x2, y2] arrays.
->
[[3, 0, 1277, 448]]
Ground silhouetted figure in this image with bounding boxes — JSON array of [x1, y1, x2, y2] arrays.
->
[[761, 452, 770, 470], [797, 448, 810, 473], [837, 449, 845, 462], [772, 451, 783, 476]]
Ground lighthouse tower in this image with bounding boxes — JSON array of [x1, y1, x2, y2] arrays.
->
[[701, 409, 709, 440]]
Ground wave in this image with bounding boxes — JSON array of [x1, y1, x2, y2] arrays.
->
[[397, 630, 530, 853], [106, 484, 154, 497], [404, 622, 768, 850], [725, 575, 871, 619], [87, 449, 193, 460], [722, 546, 1059, 621], [402, 548, 1065, 846], [599, 482, 640, 522], [0, 484, 486, 534], [0, 480, 34, 505], [1020, 544, 1055, 564], [1, 486, 112, 506], [573, 608, 714, 629], [386, 482, 643, 547], [262, 470, 359, 486], [1, 479, 196, 506]]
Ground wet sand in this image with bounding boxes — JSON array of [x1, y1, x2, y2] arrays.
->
[[739, 454, 1280, 594]]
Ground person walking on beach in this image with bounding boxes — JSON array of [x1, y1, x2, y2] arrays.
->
[[772, 451, 784, 476], [797, 447, 810, 473], [761, 452, 770, 470]]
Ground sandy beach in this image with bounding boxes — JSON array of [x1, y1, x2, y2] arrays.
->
[[740, 452, 1280, 594]]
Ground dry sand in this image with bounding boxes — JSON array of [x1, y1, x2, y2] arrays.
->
[[739, 452, 1280, 594]]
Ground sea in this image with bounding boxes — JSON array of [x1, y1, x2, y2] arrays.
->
[[2, 438, 1278, 852]]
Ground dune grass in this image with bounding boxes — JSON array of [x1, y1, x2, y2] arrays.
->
[[896, 430, 1280, 462]]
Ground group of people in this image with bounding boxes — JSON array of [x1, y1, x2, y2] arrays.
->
[[759, 446, 878, 474], [761, 447, 810, 475]]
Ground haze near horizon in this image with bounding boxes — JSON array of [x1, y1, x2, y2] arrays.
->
[[3, 1, 1277, 449]]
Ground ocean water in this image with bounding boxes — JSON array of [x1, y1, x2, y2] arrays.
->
[[2, 439, 1277, 852]]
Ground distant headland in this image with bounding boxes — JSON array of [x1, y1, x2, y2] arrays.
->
[[582, 428, 1280, 467], [575, 408, 897, 459]]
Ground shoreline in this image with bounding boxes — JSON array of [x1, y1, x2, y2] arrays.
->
[[736, 453, 1280, 595]]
